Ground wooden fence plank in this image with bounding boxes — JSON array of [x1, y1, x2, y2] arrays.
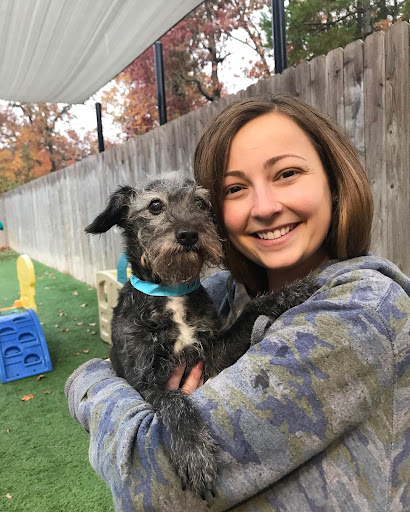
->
[[254, 75, 276, 95], [59, 169, 73, 274], [280, 66, 296, 95], [67, 164, 85, 282], [235, 88, 247, 100], [309, 55, 326, 111], [326, 47, 345, 125], [244, 82, 259, 98], [384, 21, 410, 273], [0, 194, 7, 248], [295, 60, 311, 104], [364, 30, 387, 259], [344, 40, 365, 159], [47, 172, 66, 273]]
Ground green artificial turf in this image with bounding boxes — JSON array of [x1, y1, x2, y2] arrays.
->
[[0, 249, 114, 512]]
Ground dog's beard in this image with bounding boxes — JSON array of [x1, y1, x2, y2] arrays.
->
[[143, 239, 221, 285]]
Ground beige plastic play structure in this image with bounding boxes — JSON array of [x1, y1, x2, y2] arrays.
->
[[96, 268, 131, 344]]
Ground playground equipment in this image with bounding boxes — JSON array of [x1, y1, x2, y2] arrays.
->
[[96, 253, 131, 344], [0, 255, 52, 383], [3, 254, 37, 312]]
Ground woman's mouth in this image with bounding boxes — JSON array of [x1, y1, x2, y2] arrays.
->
[[252, 223, 297, 240]]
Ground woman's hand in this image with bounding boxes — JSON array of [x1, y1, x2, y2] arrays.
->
[[165, 361, 204, 395]]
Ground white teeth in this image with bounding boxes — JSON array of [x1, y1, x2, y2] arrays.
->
[[256, 225, 293, 240]]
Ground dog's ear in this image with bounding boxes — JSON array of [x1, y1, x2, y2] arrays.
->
[[85, 186, 135, 233]]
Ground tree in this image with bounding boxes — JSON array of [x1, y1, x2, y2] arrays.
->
[[261, 0, 409, 67], [103, 0, 273, 139], [0, 102, 98, 192]]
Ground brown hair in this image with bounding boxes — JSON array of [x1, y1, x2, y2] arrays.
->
[[194, 93, 373, 292]]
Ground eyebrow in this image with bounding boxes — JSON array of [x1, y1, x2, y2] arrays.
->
[[224, 154, 307, 177], [263, 153, 307, 169]]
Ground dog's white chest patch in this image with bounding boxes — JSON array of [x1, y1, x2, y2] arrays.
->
[[166, 297, 197, 353]]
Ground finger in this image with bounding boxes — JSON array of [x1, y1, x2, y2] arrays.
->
[[165, 363, 186, 390], [181, 361, 203, 395]]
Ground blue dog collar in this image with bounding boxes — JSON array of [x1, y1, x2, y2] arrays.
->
[[130, 275, 201, 297]]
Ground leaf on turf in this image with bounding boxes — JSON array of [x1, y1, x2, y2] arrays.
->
[[83, 349, 90, 354], [6, 493, 12, 499], [36, 374, 45, 380], [80, 303, 87, 307], [22, 394, 34, 401], [74, 352, 81, 356], [60, 328, 69, 332], [72, 291, 79, 295], [42, 390, 51, 394], [76, 321, 83, 326], [89, 322, 96, 326]]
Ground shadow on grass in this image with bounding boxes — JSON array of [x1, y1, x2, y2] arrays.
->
[[0, 250, 113, 512]]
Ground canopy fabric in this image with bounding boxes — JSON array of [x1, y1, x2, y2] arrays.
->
[[0, 0, 204, 104]]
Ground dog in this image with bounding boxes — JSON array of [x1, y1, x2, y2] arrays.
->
[[85, 172, 316, 498]]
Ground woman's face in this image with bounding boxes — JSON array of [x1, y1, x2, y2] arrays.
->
[[223, 112, 333, 290]]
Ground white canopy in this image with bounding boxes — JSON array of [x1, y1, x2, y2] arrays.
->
[[0, 0, 204, 104]]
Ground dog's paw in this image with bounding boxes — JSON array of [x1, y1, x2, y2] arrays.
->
[[176, 436, 218, 499]]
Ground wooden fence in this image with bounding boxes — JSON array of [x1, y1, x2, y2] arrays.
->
[[0, 22, 408, 286]]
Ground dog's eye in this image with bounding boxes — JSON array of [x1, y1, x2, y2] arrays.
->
[[148, 199, 164, 214], [195, 197, 209, 210]]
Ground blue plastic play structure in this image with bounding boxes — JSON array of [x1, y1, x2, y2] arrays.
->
[[0, 254, 52, 383], [0, 308, 52, 383]]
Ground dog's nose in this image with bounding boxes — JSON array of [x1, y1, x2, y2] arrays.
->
[[176, 229, 198, 247]]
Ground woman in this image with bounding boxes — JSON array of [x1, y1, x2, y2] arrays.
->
[[65, 94, 410, 511]]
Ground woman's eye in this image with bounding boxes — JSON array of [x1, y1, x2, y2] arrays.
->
[[280, 170, 296, 179], [225, 185, 243, 195], [148, 199, 164, 214]]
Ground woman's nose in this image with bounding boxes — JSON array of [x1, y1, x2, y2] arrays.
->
[[251, 187, 283, 219]]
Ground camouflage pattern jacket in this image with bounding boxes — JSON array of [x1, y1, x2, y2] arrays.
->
[[65, 255, 410, 512]]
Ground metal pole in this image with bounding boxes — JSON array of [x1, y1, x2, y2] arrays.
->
[[154, 41, 167, 125], [95, 102, 105, 152], [271, 0, 287, 74]]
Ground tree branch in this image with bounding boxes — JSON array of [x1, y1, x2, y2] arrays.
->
[[180, 74, 216, 102], [228, 33, 258, 54]]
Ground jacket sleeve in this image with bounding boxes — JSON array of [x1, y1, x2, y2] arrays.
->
[[65, 272, 401, 511]]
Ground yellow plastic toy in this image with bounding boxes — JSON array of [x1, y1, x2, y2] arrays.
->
[[0, 254, 37, 313]]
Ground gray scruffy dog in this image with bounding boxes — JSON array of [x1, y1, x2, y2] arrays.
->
[[86, 172, 316, 498]]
